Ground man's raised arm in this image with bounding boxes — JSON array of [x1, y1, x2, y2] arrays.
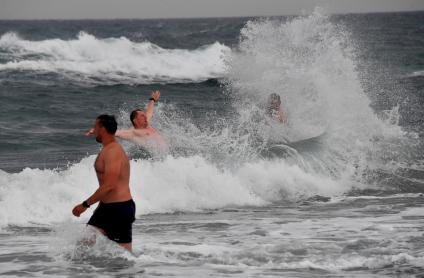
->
[[146, 90, 160, 123]]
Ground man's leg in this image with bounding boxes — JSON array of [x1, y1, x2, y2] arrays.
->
[[90, 225, 106, 235], [90, 225, 132, 252], [79, 225, 106, 247]]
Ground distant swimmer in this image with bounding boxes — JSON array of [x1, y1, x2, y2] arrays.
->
[[86, 90, 167, 154], [73, 114, 135, 252], [266, 93, 288, 124]]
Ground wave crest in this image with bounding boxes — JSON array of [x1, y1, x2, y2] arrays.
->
[[0, 31, 230, 85], [0, 155, 349, 228]]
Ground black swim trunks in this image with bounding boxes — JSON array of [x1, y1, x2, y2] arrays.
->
[[87, 199, 136, 244]]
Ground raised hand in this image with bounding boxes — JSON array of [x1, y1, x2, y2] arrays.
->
[[150, 90, 160, 102]]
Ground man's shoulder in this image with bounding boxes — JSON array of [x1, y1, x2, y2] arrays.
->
[[104, 142, 125, 157]]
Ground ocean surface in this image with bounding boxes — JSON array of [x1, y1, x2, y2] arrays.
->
[[1, 9, 424, 277]]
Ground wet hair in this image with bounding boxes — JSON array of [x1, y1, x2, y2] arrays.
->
[[269, 93, 281, 103], [96, 114, 117, 134], [130, 109, 142, 126]]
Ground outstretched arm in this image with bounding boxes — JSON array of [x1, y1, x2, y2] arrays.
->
[[146, 90, 160, 123], [115, 129, 136, 140], [87, 128, 136, 141]]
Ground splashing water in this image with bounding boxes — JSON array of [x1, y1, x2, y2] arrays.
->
[[0, 11, 421, 230], [223, 9, 417, 185]]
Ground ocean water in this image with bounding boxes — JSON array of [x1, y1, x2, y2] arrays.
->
[[1, 9, 424, 277]]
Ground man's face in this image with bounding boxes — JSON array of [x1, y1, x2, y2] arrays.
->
[[93, 120, 103, 143], [270, 98, 281, 109], [135, 111, 148, 128]]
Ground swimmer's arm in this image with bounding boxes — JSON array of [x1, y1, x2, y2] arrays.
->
[[85, 151, 121, 206], [146, 90, 160, 123], [89, 129, 136, 140], [115, 129, 135, 140], [117, 129, 149, 139]]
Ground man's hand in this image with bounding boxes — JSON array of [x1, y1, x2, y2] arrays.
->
[[85, 128, 94, 136], [150, 90, 160, 102], [72, 204, 87, 217]]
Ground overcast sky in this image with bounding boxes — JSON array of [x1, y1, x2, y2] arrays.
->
[[0, 0, 423, 20]]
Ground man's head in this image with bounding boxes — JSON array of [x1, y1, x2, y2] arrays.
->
[[269, 93, 281, 109], [94, 114, 117, 143], [130, 109, 148, 129]]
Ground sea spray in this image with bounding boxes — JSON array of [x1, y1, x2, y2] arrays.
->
[[225, 9, 411, 186]]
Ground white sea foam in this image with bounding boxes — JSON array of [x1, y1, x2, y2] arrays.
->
[[0, 154, 350, 228], [408, 70, 424, 78], [0, 32, 230, 84], [271, 253, 424, 271], [329, 193, 424, 204]]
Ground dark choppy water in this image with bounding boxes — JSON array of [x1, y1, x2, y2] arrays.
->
[[0, 10, 424, 277]]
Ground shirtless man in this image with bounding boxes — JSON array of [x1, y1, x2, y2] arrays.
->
[[73, 114, 135, 252], [86, 91, 167, 152]]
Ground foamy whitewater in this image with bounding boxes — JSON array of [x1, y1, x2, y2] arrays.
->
[[0, 10, 423, 277], [0, 31, 229, 84]]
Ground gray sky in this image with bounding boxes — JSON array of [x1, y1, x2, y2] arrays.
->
[[0, 0, 423, 20]]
